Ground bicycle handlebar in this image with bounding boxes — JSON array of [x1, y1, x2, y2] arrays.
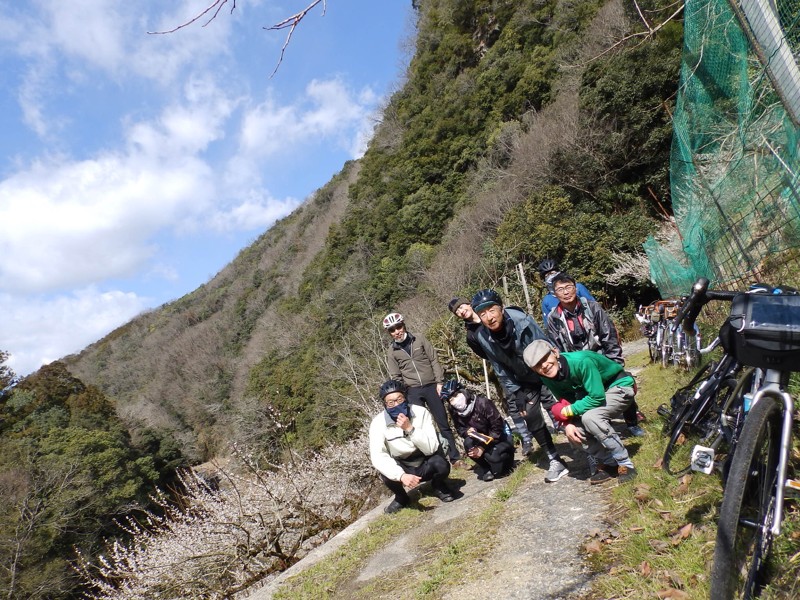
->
[[673, 277, 738, 334]]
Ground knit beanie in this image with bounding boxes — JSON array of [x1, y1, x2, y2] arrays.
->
[[448, 297, 471, 314]]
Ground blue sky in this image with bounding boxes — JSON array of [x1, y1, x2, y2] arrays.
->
[[0, 0, 413, 376]]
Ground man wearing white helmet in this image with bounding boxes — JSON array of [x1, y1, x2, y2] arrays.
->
[[383, 312, 462, 466]]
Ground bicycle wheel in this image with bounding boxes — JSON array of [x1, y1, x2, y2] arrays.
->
[[648, 337, 659, 363], [672, 331, 686, 369], [661, 329, 671, 368], [710, 395, 782, 599], [662, 377, 736, 476]]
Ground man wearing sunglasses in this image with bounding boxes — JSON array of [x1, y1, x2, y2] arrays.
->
[[383, 312, 462, 467]]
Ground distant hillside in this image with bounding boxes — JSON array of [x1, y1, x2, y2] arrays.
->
[[64, 0, 682, 462]]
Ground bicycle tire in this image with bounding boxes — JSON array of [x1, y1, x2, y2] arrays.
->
[[662, 377, 735, 476], [648, 338, 659, 363], [710, 395, 782, 599], [672, 330, 685, 369], [716, 367, 755, 483]]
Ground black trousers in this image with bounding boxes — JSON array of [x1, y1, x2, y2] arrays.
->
[[516, 383, 558, 457], [464, 436, 514, 476], [380, 453, 451, 504], [407, 383, 460, 462]]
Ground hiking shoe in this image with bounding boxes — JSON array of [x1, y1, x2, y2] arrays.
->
[[451, 459, 469, 469], [480, 471, 495, 482], [617, 465, 638, 484], [521, 441, 533, 456], [384, 499, 407, 514], [433, 488, 455, 503], [589, 469, 613, 485], [627, 425, 646, 437], [544, 458, 569, 483]]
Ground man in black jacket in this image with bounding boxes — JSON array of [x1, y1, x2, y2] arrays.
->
[[470, 289, 569, 483]]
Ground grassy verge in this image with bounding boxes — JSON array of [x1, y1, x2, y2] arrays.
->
[[589, 350, 800, 599], [273, 462, 533, 599]]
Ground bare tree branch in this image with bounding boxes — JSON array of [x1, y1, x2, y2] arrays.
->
[[147, 0, 235, 35], [265, 1, 327, 78], [146, 0, 328, 77]]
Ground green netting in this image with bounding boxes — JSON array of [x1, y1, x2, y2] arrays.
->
[[646, 0, 800, 297]]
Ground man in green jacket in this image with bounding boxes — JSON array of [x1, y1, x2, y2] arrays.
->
[[523, 339, 638, 484]]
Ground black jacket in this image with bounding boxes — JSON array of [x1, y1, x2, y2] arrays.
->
[[448, 390, 506, 444]]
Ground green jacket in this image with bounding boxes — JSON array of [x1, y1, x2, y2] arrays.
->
[[540, 351, 635, 416]]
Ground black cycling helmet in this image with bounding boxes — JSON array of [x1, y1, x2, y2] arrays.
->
[[439, 379, 464, 401], [471, 288, 502, 312], [379, 379, 407, 401], [537, 258, 559, 277]]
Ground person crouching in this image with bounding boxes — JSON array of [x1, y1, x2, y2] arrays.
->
[[440, 379, 515, 482], [523, 340, 638, 485], [369, 380, 457, 514]]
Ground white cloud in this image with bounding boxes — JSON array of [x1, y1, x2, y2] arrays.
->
[[206, 191, 301, 233], [0, 150, 214, 294], [0, 288, 148, 377], [42, 0, 127, 73], [239, 77, 378, 160]]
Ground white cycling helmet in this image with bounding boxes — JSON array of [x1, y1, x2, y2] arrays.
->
[[382, 312, 404, 329]]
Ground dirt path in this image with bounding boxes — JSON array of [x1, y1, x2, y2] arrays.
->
[[249, 340, 647, 599]]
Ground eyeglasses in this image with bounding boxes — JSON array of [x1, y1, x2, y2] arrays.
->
[[554, 284, 576, 293], [384, 396, 405, 408], [387, 324, 404, 333]]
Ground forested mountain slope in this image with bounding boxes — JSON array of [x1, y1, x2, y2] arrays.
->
[[63, 0, 682, 463]]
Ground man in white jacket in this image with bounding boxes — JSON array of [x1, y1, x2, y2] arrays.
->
[[369, 379, 457, 514]]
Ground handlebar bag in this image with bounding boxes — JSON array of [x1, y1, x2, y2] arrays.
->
[[722, 292, 800, 370]]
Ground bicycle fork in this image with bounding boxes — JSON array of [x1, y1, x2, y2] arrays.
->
[[751, 382, 795, 536]]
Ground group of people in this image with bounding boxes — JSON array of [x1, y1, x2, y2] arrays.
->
[[369, 260, 644, 513]]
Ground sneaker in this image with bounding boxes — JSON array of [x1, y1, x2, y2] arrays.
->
[[589, 469, 613, 485], [521, 441, 533, 456], [480, 471, 495, 482], [544, 458, 569, 483], [617, 465, 638, 484], [627, 425, 646, 437], [384, 499, 407, 514], [587, 454, 598, 476]]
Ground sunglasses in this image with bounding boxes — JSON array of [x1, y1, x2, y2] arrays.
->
[[387, 324, 404, 333]]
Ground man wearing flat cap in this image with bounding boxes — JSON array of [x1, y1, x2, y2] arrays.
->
[[523, 339, 638, 485]]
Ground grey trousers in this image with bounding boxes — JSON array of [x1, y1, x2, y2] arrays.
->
[[573, 385, 635, 466]]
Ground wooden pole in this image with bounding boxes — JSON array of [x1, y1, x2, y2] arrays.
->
[[450, 348, 460, 382], [517, 262, 533, 314]]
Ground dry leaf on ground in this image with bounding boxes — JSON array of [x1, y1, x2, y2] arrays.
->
[[657, 588, 689, 599]]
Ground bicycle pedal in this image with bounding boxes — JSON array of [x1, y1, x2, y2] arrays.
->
[[690, 445, 715, 475], [786, 479, 800, 497]]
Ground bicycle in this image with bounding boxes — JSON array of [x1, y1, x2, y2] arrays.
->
[[675, 277, 800, 598], [636, 304, 660, 363], [669, 297, 702, 370], [660, 335, 751, 477]]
